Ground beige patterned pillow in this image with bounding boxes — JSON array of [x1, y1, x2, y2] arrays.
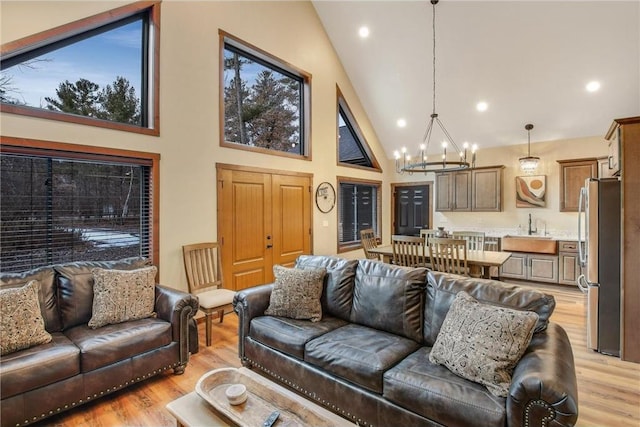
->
[[88, 266, 157, 329], [429, 291, 539, 397], [0, 280, 52, 355], [265, 265, 326, 322]]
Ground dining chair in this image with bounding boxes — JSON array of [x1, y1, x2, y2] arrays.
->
[[419, 229, 437, 246], [428, 237, 468, 276], [451, 231, 486, 251], [391, 235, 427, 267], [182, 242, 236, 346], [360, 228, 380, 260]]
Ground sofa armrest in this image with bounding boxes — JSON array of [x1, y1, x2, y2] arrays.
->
[[507, 322, 578, 427], [155, 284, 199, 366], [233, 284, 273, 362]]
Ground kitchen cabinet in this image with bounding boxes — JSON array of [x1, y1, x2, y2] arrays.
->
[[472, 167, 503, 211], [557, 158, 597, 212], [610, 116, 640, 363], [435, 166, 503, 212], [435, 170, 471, 211], [558, 240, 580, 286], [500, 252, 559, 284], [598, 156, 616, 178], [605, 123, 621, 176]]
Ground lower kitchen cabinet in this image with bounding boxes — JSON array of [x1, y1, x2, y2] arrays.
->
[[558, 240, 581, 286], [500, 252, 559, 284]]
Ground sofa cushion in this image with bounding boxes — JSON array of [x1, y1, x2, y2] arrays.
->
[[1, 266, 62, 332], [429, 291, 538, 397], [295, 255, 358, 321], [0, 332, 80, 399], [424, 271, 555, 345], [88, 266, 157, 329], [265, 265, 326, 322], [249, 315, 349, 359], [0, 280, 53, 355], [304, 324, 421, 393], [351, 260, 427, 343], [64, 317, 172, 372], [55, 257, 150, 329], [384, 347, 507, 427]]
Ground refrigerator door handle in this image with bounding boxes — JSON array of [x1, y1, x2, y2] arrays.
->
[[577, 273, 589, 293], [578, 186, 586, 267]]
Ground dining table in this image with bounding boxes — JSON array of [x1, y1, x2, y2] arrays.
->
[[367, 244, 512, 280]]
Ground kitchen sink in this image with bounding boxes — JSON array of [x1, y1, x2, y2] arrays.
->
[[502, 235, 558, 254]]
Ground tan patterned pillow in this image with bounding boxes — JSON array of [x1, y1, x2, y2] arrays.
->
[[88, 266, 157, 329], [265, 265, 326, 322], [0, 280, 52, 355], [429, 291, 539, 397]]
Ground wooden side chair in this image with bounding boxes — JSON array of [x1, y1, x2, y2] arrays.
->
[[391, 235, 427, 267], [420, 229, 437, 246], [182, 242, 236, 346], [451, 231, 486, 251], [428, 237, 468, 276], [360, 228, 380, 260]]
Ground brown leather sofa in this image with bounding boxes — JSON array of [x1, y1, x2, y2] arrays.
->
[[0, 258, 199, 427], [234, 255, 578, 427]]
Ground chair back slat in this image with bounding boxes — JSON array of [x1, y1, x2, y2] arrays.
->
[[428, 237, 468, 276], [360, 228, 380, 260], [391, 235, 426, 267], [183, 242, 223, 294], [451, 231, 486, 251]]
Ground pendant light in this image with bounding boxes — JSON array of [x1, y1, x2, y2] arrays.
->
[[519, 123, 539, 173]]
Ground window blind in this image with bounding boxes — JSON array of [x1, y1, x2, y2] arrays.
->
[[0, 152, 152, 272]]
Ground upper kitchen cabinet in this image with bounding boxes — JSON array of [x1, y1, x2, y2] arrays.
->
[[472, 167, 504, 211], [557, 158, 597, 212], [436, 166, 503, 212], [605, 121, 622, 176]]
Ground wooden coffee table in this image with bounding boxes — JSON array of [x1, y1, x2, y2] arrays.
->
[[166, 367, 354, 427]]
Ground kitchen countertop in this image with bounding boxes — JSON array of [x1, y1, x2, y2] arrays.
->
[[436, 227, 578, 241]]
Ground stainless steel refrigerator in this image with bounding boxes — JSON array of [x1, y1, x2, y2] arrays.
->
[[577, 177, 621, 356]]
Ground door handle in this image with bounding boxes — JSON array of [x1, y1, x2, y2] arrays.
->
[[266, 235, 272, 249]]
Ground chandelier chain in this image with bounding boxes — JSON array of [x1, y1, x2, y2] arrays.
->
[[432, 0, 436, 115]]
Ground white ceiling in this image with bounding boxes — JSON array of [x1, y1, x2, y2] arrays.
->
[[312, 0, 640, 159]]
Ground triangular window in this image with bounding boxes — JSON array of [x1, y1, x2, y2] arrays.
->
[[0, 3, 159, 135], [337, 88, 381, 171]]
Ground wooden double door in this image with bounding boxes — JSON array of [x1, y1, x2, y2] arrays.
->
[[216, 164, 312, 291]]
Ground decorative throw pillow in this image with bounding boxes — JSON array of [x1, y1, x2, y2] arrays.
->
[[88, 266, 157, 329], [264, 265, 326, 322], [0, 280, 53, 355], [429, 291, 539, 397]]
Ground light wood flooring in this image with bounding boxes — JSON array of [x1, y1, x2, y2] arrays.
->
[[39, 282, 640, 427]]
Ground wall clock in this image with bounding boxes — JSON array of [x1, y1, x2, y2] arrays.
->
[[315, 182, 336, 213]]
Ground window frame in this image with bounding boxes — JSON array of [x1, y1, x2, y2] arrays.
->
[[0, 136, 160, 269], [336, 86, 381, 172], [337, 176, 382, 253], [219, 30, 312, 160], [0, 1, 161, 136]]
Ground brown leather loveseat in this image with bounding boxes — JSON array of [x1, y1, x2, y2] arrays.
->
[[234, 255, 578, 427], [0, 257, 199, 427]]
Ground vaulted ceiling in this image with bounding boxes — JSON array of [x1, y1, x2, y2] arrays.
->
[[312, 1, 640, 159]]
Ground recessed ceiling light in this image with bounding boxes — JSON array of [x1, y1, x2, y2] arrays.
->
[[359, 26, 370, 38], [476, 101, 488, 112], [396, 118, 407, 128], [586, 81, 601, 92]]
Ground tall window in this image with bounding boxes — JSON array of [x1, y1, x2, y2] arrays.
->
[[0, 140, 158, 273], [220, 31, 311, 158], [337, 87, 381, 171], [0, 2, 160, 135], [338, 178, 381, 251]]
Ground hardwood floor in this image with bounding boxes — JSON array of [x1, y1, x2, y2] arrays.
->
[[39, 282, 639, 427]]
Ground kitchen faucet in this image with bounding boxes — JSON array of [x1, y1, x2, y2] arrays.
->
[[528, 213, 537, 235]]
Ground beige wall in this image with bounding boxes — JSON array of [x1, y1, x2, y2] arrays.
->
[[0, 1, 392, 290], [389, 136, 608, 239]]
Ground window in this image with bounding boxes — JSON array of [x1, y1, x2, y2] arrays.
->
[[220, 31, 311, 158], [0, 138, 159, 273], [337, 87, 381, 171], [338, 177, 382, 251], [0, 2, 160, 135]]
